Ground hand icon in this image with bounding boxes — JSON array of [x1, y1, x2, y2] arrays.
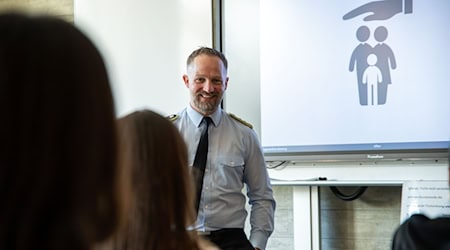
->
[[343, 0, 412, 21]]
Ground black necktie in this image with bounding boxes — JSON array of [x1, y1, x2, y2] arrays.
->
[[192, 117, 212, 213]]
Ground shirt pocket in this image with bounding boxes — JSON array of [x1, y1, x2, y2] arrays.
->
[[214, 156, 245, 189]]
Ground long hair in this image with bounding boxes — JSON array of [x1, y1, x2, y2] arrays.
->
[[116, 110, 200, 250], [0, 13, 121, 250]]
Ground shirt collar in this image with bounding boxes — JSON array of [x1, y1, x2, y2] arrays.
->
[[187, 105, 222, 128]]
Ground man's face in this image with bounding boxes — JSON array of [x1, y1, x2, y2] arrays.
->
[[183, 54, 228, 116]]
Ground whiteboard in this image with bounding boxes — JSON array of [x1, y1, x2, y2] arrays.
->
[[224, 0, 450, 162], [260, 0, 450, 156], [222, 0, 448, 182]]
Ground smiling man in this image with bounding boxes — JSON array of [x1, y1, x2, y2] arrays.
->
[[170, 47, 276, 250]]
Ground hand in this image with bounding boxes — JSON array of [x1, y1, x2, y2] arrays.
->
[[343, 0, 403, 21]]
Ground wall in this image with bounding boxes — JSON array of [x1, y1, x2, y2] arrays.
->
[[320, 186, 401, 250], [74, 0, 212, 118]]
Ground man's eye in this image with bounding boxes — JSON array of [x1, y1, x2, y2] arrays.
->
[[195, 78, 205, 83]]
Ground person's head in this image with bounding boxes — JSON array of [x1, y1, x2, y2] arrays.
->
[[183, 47, 229, 116], [367, 53, 378, 66], [356, 25, 370, 42], [0, 13, 121, 250], [116, 110, 199, 250], [374, 26, 388, 43]]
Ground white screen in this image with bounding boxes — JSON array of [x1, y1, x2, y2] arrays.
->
[[260, 0, 450, 155]]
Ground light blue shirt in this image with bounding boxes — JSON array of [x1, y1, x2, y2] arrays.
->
[[173, 105, 276, 250]]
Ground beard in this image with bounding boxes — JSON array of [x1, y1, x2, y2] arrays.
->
[[192, 92, 222, 115]]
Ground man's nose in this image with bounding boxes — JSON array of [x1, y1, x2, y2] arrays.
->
[[203, 79, 214, 92]]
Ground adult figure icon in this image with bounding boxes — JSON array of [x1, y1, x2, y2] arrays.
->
[[349, 25, 373, 105], [373, 26, 396, 105]]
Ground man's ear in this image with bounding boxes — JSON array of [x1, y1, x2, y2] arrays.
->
[[224, 77, 229, 90], [182, 74, 189, 88]]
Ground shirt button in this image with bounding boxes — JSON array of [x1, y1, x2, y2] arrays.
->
[[205, 205, 209, 209], [205, 187, 209, 190]]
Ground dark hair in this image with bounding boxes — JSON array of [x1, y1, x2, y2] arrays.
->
[[115, 110, 200, 250], [0, 13, 120, 250], [186, 46, 228, 69]]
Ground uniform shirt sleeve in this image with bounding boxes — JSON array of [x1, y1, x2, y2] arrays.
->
[[243, 128, 276, 250]]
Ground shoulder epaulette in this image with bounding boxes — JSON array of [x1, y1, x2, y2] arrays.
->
[[229, 113, 253, 129], [166, 114, 178, 122]]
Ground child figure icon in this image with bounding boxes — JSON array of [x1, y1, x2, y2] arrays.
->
[[362, 53, 383, 105]]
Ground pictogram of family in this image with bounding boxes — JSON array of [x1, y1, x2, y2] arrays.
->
[[349, 25, 396, 106]]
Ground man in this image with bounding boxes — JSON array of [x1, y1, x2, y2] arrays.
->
[[391, 148, 450, 250], [170, 47, 275, 250]]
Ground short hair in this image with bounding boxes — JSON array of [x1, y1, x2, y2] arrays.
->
[[0, 13, 120, 250], [115, 110, 200, 250], [186, 46, 228, 70]]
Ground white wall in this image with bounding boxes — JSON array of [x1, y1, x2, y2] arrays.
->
[[74, 0, 213, 117], [73, 0, 262, 139]]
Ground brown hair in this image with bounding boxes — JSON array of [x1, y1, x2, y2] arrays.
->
[[0, 13, 120, 250], [186, 46, 228, 69], [115, 110, 200, 250]]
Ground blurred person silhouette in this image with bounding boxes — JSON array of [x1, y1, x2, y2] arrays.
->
[[391, 148, 450, 250], [112, 110, 219, 250], [0, 12, 124, 250]]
